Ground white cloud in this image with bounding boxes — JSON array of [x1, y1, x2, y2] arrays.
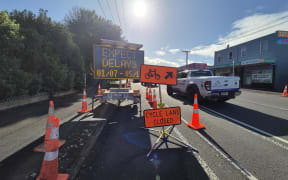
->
[[168, 49, 180, 54], [144, 57, 179, 67], [154, 50, 166, 56], [189, 10, 288, 58]]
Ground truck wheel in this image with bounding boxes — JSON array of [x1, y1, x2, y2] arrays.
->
[[194, 87, 203, 104], [187, 87, 195, 102], [167, 85, 173, 96]]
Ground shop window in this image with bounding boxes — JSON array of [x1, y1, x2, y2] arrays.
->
[[241, 46, 246, 57]]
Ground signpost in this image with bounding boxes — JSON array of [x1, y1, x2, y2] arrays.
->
[[140, 64, 177, 108], [92, 45, 144, 79], [140, 64, 198, 157]]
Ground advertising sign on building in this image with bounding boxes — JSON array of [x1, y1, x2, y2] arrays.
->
[[177, 63, 207, 71], [277, 31, 288, 38], [241, 58, 264, 66], [93, 45, 144, 79], [277, 38, 288, 45]]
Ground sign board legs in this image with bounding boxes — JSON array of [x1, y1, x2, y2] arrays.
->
[[143, 125, 198, 157]]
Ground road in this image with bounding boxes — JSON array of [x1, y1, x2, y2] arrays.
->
[[132, 83, 288, 180], [0, 83, 288, 180]]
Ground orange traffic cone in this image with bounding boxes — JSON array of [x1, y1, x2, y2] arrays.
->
[[37, 117, 69, 180], [282, 85, 287, 97], [187, 94, 205, 130], [78, 88, 91, 113], [148, 85, 152, 103], [34, 101, 65, 152], [152, 89, 157, 109], [146, 87, 149, 99], [97, 84, 101, 96]]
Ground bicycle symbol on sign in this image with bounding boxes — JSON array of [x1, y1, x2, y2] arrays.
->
[[145, 69, 160, 80]]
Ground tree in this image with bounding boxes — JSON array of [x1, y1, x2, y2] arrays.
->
[[64, 7, 123, 76]]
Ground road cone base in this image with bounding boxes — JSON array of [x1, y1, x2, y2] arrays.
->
[[33, 139, 66, 152], [77, 108, 92, 113], [187, 122, 205, 130], [37, 173, 69, 180]]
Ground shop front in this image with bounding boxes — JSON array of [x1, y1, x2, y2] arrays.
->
[[214, 58, 275, 90], [242, 64, 274, 89]]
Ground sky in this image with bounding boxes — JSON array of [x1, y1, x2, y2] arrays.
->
[[2, 0, 288, 67]]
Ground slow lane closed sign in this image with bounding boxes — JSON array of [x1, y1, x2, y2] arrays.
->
[[144, 107, 181, 128]]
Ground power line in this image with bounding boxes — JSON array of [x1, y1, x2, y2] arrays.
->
[[114, 0, 122, 27], [105, 0, 116, 24], [218, 17, 288, 45], [189, 17, 288, 53], [120, 0, 127, 30], [119, 0, 128, 40], [97, 0, 107, 19]]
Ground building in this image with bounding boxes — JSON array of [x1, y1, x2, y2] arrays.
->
[[214, 30, 288, 92]]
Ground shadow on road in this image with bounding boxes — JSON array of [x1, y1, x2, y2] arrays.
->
[[77, 104, 209, 180], [170, 94, 288, 137]]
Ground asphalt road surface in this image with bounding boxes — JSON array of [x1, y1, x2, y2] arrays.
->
[[132, 83, 288, 180], [1, 83, 288, 180]]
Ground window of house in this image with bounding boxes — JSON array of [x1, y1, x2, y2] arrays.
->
[[217, 55, 221, 63], [262, 40, 268, 51], [241, 46, 246, 57], [229, 51, 232, 60]]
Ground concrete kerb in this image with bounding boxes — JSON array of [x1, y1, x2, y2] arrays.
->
[[68, 103, 113, 180], [241, 88, 282, 95]]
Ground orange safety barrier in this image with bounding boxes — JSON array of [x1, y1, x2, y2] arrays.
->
[[34, 101, 65, 152], [78, 88, 91, 113], [282, 85, 287, 97], [152, 89, 157, 109], [36, 117, 69, 180], [187, 94, 205, 130]]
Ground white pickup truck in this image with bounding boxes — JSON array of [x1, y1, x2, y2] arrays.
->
[[167, 69, 241, 102]]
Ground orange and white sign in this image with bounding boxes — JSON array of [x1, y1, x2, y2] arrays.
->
[[144, 107, 181, 128], [278, 31, 288, 38], [140, 64, 177, 85]]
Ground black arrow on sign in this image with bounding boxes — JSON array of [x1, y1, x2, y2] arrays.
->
[[165, 72, 173, 79]]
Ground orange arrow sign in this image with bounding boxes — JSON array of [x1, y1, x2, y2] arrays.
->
[[140, 65, 177, 85]]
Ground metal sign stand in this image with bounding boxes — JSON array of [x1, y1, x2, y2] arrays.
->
[[143, 84, 198, 157], [158, 84, 165, 108], [143, 125, 198, 157]]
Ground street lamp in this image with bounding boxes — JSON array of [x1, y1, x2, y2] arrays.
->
[[182, 50, 191, 66]]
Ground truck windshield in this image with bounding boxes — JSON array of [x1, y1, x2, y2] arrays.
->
[[190, 71, 212, 77]]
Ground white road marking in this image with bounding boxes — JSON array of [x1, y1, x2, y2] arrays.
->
[[200, 105, 288, 150], [180, 117, 258, 180], [173, 127, 219, 180], [237, 99, 288, 111]]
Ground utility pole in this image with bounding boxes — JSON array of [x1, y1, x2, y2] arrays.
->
[[182, 50, 191, 66]]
